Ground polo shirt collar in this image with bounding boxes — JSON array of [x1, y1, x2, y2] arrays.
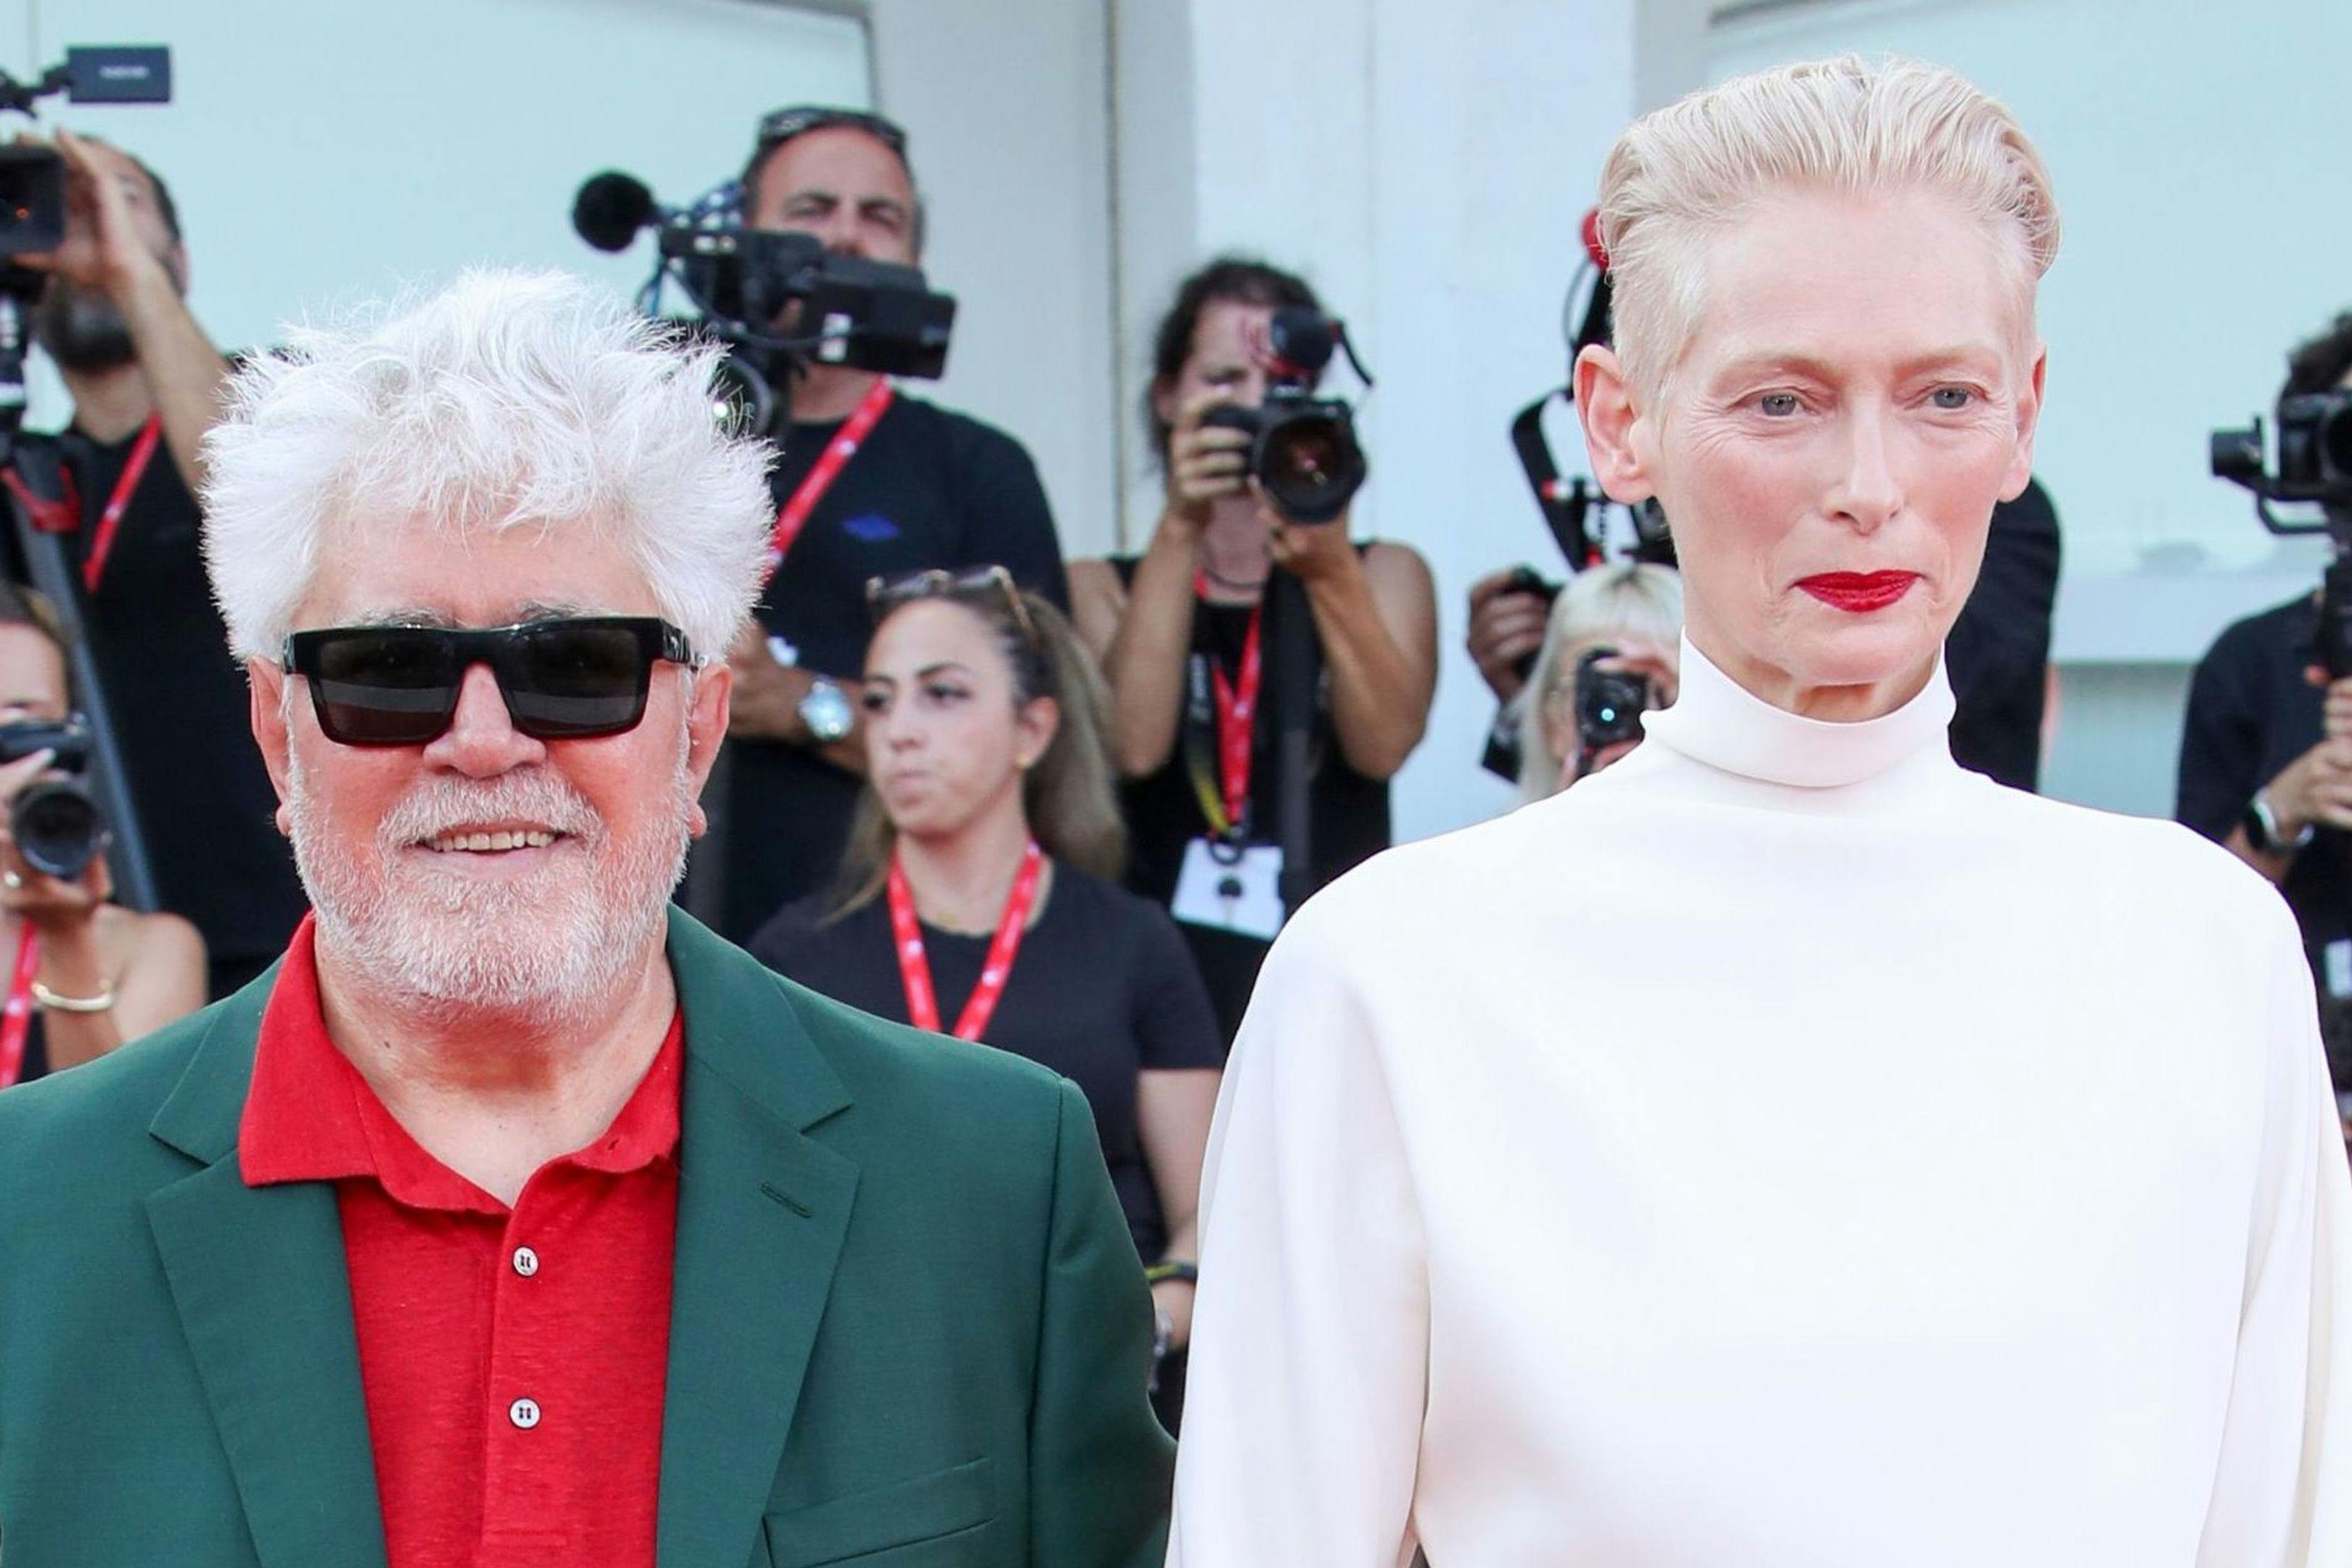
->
[[237, 915, 682, 1212]]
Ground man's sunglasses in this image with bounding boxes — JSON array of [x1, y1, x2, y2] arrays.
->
[[281, 617, 696, 748]]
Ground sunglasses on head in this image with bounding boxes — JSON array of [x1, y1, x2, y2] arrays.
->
[[865, 565, 1037, 642], [281, 616, 697, 748], [754, 105, 910, 161]]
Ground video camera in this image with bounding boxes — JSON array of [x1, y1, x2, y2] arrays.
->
[[0, 45, 171, 446], [572, 170, 955, 435], [1199, 304, 1373, 525], [0, 716, 109, 881], [2212, 391, 2352, 674]]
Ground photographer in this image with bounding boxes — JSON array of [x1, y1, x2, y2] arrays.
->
[[6, 131, 305, 997], [0, 580, 203, 1085], [2179, 314, 2352, 1106], [1508, 562, 1682, 802], [714, 106, 1070, 942], [1468, 477, 2061, 791], [1070, 258, 1437, 1044]]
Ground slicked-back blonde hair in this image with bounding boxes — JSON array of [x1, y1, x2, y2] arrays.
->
[[1596, 54, 2059, 399]]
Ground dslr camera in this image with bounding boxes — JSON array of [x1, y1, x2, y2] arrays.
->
[[0, 716, 108, 881], [1201, 305, 1373, 525], [572, 170, 954, 433], [2213, 390, 2352, 674], [1573, 646, 1650, 761]]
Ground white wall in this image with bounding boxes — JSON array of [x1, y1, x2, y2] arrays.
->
[[1113, 0, 1658, 843]]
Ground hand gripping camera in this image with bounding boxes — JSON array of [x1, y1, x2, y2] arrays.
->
[[2212, 391, 2352, 674], [0, 716, 109, 881], [1199, 305, 1374, 526]]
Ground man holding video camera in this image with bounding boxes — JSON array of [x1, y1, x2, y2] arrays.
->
[[4, 131, 304, 998], [709, 106, 1069, 942], [2180, 311, 2352, 1127]]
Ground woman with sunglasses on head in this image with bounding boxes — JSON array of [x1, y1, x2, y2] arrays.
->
[[0, 581, 205, 1088], [749, 567, 1223, 1415]]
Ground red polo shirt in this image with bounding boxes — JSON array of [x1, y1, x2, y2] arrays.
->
[[239, 917, 682, 1568]]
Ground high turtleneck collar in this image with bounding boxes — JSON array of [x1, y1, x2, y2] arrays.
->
[[1638, 637, 1956, 790]]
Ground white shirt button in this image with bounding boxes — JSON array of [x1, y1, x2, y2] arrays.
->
[[512, 1246, 539, 1278], [509, 1397, 542, 1431]]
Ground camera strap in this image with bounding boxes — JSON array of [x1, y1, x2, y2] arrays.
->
[[0, 924, 41, 1090], [81, 415, 164, 595], [764, 378, 896, 579], [886, 838, 1043, 1042], [1181, 573, 1262, 841]]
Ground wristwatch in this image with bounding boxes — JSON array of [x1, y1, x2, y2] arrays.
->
[[797, 676, 856, 745], [2245, 789, 2315, 855]]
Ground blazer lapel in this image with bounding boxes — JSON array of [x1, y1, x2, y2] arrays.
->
[[656, 910, 860, 1568], [143, 982, 390, 1568]]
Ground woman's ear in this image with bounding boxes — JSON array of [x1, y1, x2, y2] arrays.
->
[[1150, 375, 1178, 437], [1575, 343, 1657, 507], [1015, 695, 1061, 772]]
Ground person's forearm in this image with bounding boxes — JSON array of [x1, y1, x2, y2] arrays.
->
[[2224, 823, 2295, 886], [729, 662, 868, 774], [34, 923, 121, 1069], [1304, 561, 1430, 780], [115, 264, 231, 495], [1102, 515, 1201, 777]]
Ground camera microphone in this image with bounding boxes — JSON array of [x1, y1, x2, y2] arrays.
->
[[571, 171, 661, 253]]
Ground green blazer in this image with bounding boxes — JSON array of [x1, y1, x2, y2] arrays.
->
[[0, 909, 1173, 1567]]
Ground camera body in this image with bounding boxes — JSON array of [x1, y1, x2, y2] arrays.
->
[[1199, 305, 1369, 526], [2213, 390, 2352, 675], [0, 716, 108, 881], [1573, 646, 1649, 757], [0, 47, 171, 262], [571, 170, 955, 433]]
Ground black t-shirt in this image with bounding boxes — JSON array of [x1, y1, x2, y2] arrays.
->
[[748, 862, 1221, 1259], [709, 393, 1069, 942], [5, 426, 306, 978], [2177, 594, 2350, 1010], [1110, 560, 1393, 1045]]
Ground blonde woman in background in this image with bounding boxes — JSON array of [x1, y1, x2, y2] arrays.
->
[[1510, 562, 1683, 801]]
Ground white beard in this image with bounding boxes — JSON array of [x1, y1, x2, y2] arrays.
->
[[286, 738, 693, 1030]]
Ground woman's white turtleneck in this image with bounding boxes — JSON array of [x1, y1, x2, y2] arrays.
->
[[1170, 639, 2352, 1568]]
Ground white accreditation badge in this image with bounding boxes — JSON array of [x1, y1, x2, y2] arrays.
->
[[2326, 938, 2352, 1000], [1171, 837, 1286, 942]]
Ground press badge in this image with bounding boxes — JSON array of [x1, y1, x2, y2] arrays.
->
[[2327, 939, 2352, 1000], [1172, 838, 1286, 942]]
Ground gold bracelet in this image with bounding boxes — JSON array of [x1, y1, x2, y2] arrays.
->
[[31, 979, 115, 1013]]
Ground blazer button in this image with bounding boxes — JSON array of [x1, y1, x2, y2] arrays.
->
[[509, 1397, 542, 1430], [513, 1246, 540, 1278]]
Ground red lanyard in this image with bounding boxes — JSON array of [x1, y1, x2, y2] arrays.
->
[[886, 841, 1043, 1042], [82, 415, 165, 595], [0, 923, 41, 1090], [1193, 572, 1263, 834], [764, 378, 894, 579]]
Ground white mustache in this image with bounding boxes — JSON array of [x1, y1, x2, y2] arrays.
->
[[377, 771, 603, 849]]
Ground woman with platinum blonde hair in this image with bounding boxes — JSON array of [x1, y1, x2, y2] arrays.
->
[[1511, 561, 1683, 800], [1171, 55, 2352, 1566]]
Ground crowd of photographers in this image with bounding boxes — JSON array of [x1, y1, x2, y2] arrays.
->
[[4, 98, 2352, 1401]]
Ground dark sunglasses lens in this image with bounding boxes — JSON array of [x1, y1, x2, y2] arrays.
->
[[309, 631, 459, 745], [502, 624, 653, 738]]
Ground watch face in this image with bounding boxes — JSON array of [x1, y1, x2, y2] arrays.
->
[[800, 678, 855, 743]]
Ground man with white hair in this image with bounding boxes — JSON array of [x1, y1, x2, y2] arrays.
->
[[0, 269, 1173, 1567]]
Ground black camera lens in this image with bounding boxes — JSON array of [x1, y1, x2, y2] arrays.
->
[[1257, 407, 1367, 524], [11, 777, 106, 881]]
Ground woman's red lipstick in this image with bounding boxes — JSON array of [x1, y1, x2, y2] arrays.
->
[[1797, 571, 1919, 613]]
